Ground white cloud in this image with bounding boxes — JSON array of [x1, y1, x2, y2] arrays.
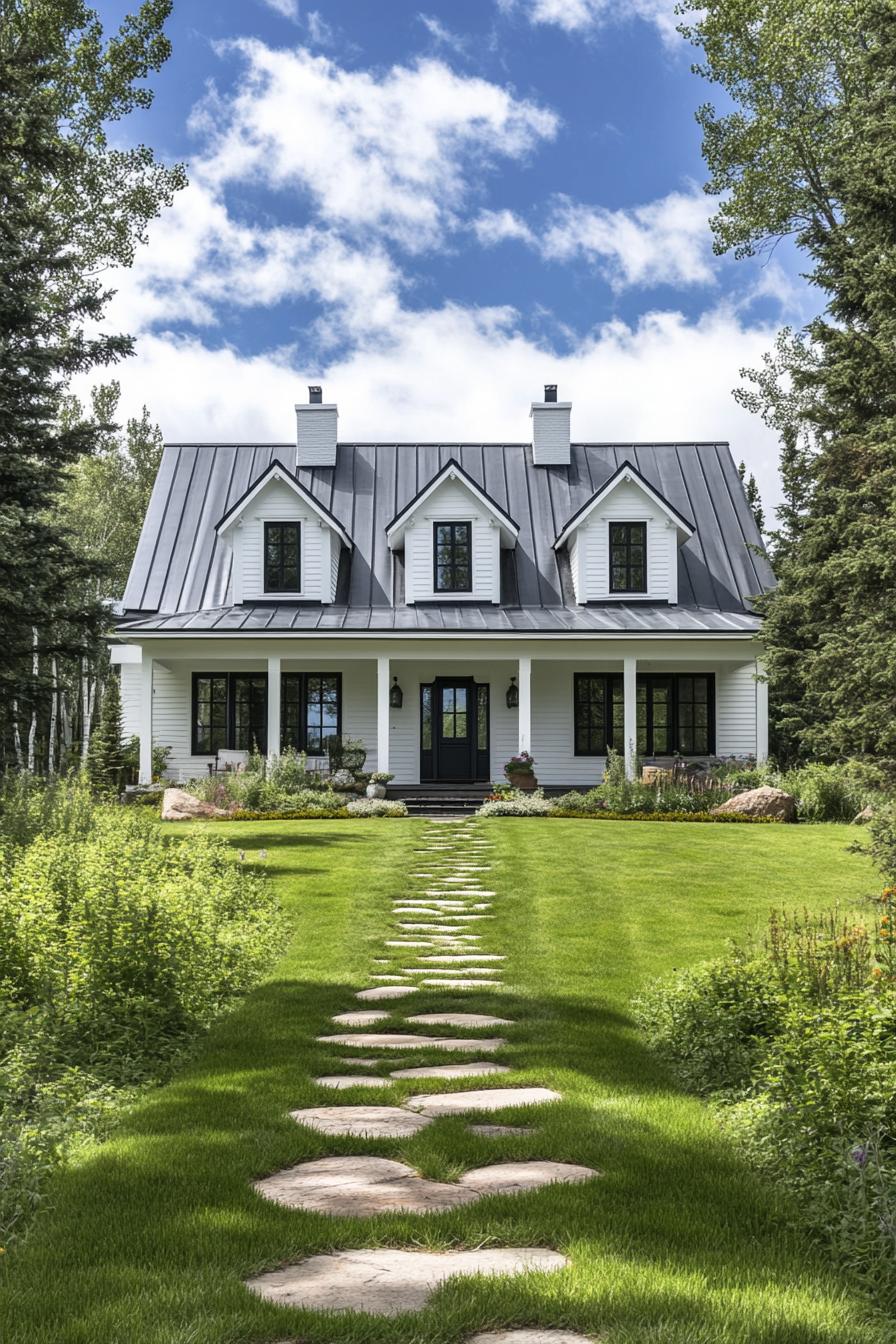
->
[[104, 299, 783, 511], [260, 0, 300, 20], [500, 0, 682, 46], [306, 9, 334, 45], [418, 13, 472, 56], [472, 208, 536, 246], [541, 187, 714, 288], [193, 42, 558, 251]]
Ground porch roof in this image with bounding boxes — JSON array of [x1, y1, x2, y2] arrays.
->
[[116, 601, 762, 636]]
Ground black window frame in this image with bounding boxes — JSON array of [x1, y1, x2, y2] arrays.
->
[[433, 520, 472, 593], [573, 672, 715, 757], [264, 521, 302, 593], [281, 672, 342, 755], [609, 521, 647, 594], [192, 672, 268, 756]]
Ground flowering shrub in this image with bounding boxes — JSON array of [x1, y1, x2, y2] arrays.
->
[[636, 885, 896, 1316], [479, 791, 554, 816], [330, 768, 356, 790], [503, 751, 535, 778], [345, 797, 408, 817]]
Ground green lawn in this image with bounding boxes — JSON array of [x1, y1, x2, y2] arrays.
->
[[0, 819, 887, 1343]]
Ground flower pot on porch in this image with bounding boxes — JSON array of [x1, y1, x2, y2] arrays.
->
[[507, 771, 537, 791], [366, 782, 387, 799]]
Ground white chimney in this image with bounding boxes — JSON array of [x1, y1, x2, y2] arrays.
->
[[530, 383, 571, 466], [296, 385, 338, 468]]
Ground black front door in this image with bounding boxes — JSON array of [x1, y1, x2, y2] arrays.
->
[[421, 678, 489, 783]]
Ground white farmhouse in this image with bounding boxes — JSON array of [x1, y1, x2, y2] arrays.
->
[[113, 385, 772, 791]]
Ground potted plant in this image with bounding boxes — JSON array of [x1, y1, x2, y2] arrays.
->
[[503, 751, 537, 791], [367, 771, 393, 799]]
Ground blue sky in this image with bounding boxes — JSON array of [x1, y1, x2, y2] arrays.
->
[[96, 0, 811, 510]]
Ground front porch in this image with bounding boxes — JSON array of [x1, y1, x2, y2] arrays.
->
[[113, 635, 768, 789]]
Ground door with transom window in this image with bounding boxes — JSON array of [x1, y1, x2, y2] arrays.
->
[[420, 678, 490, 782]]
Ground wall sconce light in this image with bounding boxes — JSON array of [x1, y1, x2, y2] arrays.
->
[[389, 675, 404, 709], [506, 675, 519, 709]]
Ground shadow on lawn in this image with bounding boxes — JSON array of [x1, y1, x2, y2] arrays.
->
[[2, 971, 882, 1344]]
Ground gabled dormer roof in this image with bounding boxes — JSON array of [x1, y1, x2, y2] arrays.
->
[[552, 460, 695, 551], [214, 461, 353, 549], [385, 458, 519, 549]]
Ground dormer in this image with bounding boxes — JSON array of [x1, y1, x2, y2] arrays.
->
[[215, 463, 352, 604], [554, 461, 693, 605], [386, 460, 518, 604]]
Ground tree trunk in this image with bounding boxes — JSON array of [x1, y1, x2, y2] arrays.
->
[[48, 657, 59, 775], [11, 699, 24, 768], [27, 628, 39, 773], [81, 658, 97, 762]]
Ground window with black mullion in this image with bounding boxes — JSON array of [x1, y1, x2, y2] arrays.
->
[[192, 673, 267, 754], [264, 521, 301, 592], [434, 521, 472, 592], [609, 521, 647, 593], [281, 673, 341, 753]]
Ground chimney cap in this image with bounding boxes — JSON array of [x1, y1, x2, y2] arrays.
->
[[544, 384, 558, 403], [308, 385, 322, 404]]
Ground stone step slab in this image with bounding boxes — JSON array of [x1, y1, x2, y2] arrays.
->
[[314, 1075, 394, 1090], [246, 1247, 568, 1317], [408, 1012, 514, 1027], [355, 985, 419, 1001], [405, 1087, 562, 1117], [468, 1333, 598, 1343], [468, 1124, 536, 1138], [289, 1105, 432, 1138], [422, 979, 504, 989], [319, 1032, 507, 1052], [390, 1061, 510, 1079], [332, 1010, 390, 1026], [254, 1155, 597, 1217], [420, 954, 505, 963]]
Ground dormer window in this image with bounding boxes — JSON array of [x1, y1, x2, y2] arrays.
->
[[264, 522, 301, 593], [609, 522, 647, 594], [434, 521, 472, 593]]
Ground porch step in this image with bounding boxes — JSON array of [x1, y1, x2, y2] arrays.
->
[[391, 787, 489, 817]]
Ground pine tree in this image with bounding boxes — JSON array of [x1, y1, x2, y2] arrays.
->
[[737, 461, 765, 534], [681, 0, 896, 762], [86, 671, 124, 795]]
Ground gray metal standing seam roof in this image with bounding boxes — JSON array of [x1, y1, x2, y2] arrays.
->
[[117, 441, 773, 636]]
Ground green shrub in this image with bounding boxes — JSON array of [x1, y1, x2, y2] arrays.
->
[[345, 798, 408, 817], [864, 803, 896, 884], [778, 761, 872, 823]]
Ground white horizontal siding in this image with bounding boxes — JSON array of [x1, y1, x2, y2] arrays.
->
[[404, 481, 500, 604], [232, 479, 338, 604], [577, 479, 675, 604], [715, 661, 758, 757], [119, 662, 142, 740], [387, 660, 516, 785]]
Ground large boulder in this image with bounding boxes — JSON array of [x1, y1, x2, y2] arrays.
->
[[712, 785, 796, 822], [853, 804, 875, 825], [161, 787, 229, 821]]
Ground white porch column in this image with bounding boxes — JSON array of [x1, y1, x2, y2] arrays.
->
[[138, 654, 153, 784], [756, 658, 769, 763], [377, 654, 390, 775], [266, 654, 281, 761], [517, 654, 532, 755], [623, 654, 637, 780]]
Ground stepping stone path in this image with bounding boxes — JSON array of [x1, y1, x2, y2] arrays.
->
[[247, 1248, 568, 1317], [245, 817, 591, 1327], [468, 1334, 597, 1344], [254, 1154, 596, 1216]]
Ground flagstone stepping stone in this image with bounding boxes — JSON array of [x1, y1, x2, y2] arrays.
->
[[342, 1058, 380, 1067], [405, 1087, 562, 1117], [390, 1061, 510, 1079], [422, 979, 504, 989], [314, 1075, 395, 1090], [467, 1333, 597, 1343], [385, 939, 436, 948], [399, 923, 467, 932], [246, 1247, 569, 1316], [408, 1012, 514, 1027], [332, 1010, 390, 1026], [319, 1033, 507, 1052], [289, 1106, 432, 1138], [356, 985, 419, 1001], [421, 954, 505, 963], [403, 965, 497, 974], [468, 1124, 536, 1137], [254, 1155, 597, 1216]]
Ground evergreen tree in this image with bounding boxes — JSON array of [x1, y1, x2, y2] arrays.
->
[[737, 461, 765, 534], [86, 669, 124, 795], [681, 0, 896, 762], [0, 2, 183, 766]]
